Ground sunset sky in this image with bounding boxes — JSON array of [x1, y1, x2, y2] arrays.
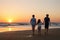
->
[[0, 0, 60, 23]]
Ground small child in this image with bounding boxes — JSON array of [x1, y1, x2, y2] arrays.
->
[[37, 19, 42, 34]]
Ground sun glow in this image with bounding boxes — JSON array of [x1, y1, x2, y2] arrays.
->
[[8, 19, 12, 23]]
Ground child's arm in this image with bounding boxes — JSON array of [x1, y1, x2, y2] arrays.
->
[[36, 22, 38, 25]]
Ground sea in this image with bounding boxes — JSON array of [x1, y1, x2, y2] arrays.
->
[[0, 23, 60, 32]]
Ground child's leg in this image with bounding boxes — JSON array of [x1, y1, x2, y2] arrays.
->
[[38, 26, 41, 34], [38, 27, 39, 33], [40, 27, 41, 35], [45, 28, 48, 35], [32, 25, 35, 35]]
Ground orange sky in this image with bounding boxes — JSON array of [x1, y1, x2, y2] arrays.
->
[[0, 0, 60, 23]]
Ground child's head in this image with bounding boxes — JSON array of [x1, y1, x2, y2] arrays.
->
[[38, 19, 41, 23], [32, 15, 35, 18], [46, 14, 49, 17]]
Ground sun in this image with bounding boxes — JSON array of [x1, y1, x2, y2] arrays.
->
[[8, 19, 12, 23]]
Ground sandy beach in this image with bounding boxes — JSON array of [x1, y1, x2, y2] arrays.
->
[[0, 28, 60, 40]]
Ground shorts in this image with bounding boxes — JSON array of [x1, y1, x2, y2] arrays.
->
[[45, 24, 49, 29]]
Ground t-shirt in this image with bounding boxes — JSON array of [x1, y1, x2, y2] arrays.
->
[[38, 22, 42, 27], [30, 18, 36, 25], [44, 17, 50, 24]]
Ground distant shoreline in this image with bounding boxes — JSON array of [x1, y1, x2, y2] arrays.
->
[[0, 22, 60, 26]]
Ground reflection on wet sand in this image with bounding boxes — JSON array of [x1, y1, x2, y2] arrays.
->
[[0, 26, 31, 32], [0, 25, 60, 32]]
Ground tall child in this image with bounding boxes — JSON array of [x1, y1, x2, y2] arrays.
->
[[30, 15, 36, 35]]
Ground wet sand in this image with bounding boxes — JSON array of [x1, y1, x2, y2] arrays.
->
[[0, 28, 60, 40]]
